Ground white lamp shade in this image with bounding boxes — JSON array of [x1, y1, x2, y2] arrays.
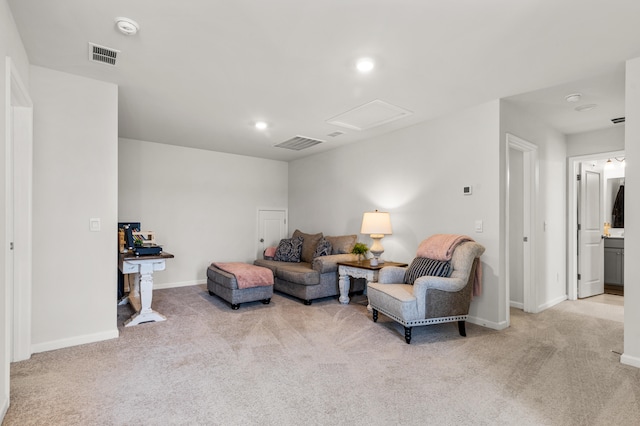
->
[[360, 211, 392, 236]]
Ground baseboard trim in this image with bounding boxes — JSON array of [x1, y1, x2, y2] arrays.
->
[[467, 315, 509, 330], [1, 395, 9, 423], [31, 329, 119, 354], [510, 301, 524, 309], [153, 280, 205, 290], [538, 294, 567, 312], [620, 353, 640, 369]]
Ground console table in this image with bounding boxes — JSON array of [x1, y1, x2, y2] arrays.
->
[[118, 252, 174, 327], [337, 259, 408, 306]]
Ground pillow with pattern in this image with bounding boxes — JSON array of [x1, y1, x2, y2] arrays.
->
[[313, 238, 332, 258], [404, 257, 452, 284], [274, 236, 304, 262]]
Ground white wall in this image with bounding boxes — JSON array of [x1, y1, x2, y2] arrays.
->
[[30, 66, 118, 353], [289, 101, 504, 329], [622, 57, 640, 368], [118, 139, 288, 287], [501, 100, 568, 312], [0, 0, 31, 418], [566, 125, 625, 157]]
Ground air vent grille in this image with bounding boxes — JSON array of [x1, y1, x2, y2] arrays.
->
[[611, 117, 625, 124], [89, 43, 119, 66], [275, 136, 324, 151]]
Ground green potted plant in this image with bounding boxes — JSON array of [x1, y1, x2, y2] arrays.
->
[[351, 242, 369, 262]]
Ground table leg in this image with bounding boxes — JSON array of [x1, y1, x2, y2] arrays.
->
[[338, 272, 350, 304], [365, 278, 373, 312], [124, 264, 166, 327]]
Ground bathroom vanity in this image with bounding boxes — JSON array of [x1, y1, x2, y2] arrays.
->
[[604, 237, 624, 286]]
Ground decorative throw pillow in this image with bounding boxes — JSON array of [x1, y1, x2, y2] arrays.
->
[[292, 229, 323, 263], [325, 234, 357, 254], [404, 257, 452, 284], [274, 236, 304, 262], [313, 238, 332, 258]]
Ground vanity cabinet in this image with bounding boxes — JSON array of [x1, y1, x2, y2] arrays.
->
[[604, 238, 624, 286]]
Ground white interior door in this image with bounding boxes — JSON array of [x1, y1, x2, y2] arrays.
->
[[506, 134, 537, 314], [578, 163, 604, 298], [257, 209, 287, 259], [6, 58, 33, 362]]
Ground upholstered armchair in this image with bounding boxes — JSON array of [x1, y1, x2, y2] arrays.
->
[[367, 239, 485, 344]]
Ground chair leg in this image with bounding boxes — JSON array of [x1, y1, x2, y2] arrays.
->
[[372, 309, 378, 322], [458, 320, 466, 337], [404, 327, 412, 344]]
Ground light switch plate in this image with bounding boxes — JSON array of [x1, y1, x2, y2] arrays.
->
[[475, 220, 483, 233], [90, 218, 101, 232]]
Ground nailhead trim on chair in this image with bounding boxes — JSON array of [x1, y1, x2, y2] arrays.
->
[[371, 305, 468, 328]]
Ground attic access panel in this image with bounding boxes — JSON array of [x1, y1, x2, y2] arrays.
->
[[326, 99, 413, 131]]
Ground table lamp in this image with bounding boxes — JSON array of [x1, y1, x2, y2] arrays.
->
[[360, 210, 392, 266]]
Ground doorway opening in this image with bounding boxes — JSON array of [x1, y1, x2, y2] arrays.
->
[[567, 150, 625, 301], [506, 134, 538, 314]]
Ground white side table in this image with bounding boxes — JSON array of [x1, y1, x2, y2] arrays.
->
[[337, 260, 408, 306]]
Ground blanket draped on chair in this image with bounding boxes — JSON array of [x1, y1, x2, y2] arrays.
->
[[416, 234, 483, 297], [212, 262, 274, 289]]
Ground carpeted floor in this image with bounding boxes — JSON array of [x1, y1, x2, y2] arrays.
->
[[3, 286, 639, 426]]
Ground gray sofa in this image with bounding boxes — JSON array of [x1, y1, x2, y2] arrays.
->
[[254, 230, 365, 305]]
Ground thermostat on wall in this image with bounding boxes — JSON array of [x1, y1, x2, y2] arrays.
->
[[463, 186, 473, 195]]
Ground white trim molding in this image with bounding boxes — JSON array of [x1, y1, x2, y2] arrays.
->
[[31, 329, 119, 354]]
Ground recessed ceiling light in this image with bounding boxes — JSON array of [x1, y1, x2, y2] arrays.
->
[[575, 104, 598, 112], [255, 121, 268, 130], [565, 93, 582, 103], [115, 17, 139, 36], [356, 58, 375, 73]]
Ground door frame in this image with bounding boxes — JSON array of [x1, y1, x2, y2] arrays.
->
[[567, 150, 624, 300], [505, 133, 538, 313], [5, 57, 33, 362]]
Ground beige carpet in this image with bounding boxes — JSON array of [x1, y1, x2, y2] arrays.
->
[[3, 287, 639, 425]]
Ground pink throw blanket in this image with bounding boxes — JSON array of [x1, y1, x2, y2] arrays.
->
[[263, 246, 277, 258], [212, 262, 274, 289], [416, 234, 483, 297]]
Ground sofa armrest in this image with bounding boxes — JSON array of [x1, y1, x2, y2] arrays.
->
[[312, 253, 357, 273], [378, 266, 407, 284]]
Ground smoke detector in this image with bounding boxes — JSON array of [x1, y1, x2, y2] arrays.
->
[[565, 93, 582, 103], [115, 17, 139, 35]]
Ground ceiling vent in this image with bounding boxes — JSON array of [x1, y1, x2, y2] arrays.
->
[[274, 136, 324, 151], [89, 43, 120, 66], [611, 117, 625, 124]]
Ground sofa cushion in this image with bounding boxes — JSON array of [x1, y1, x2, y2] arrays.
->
[[325, 234, 357, 254], [274, 236, 303, 262], [313, 238, 332, 258], [404, 257, 452, 284], [292, 230, 323, 263], [275, 262, 319, 285]]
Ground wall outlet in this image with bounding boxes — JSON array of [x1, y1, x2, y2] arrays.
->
[[90, 218, 101, 232]]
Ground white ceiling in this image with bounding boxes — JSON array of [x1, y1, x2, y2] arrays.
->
[[7, 0, 640, 161]]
